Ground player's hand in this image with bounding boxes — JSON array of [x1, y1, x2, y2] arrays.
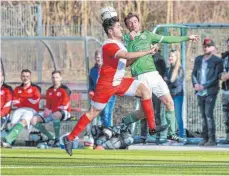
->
[[148, 47, 156, 55], [89, 90, 95, 99], [130, 31, 137, 40], [43, 109, 51, 118], [221, 72, 229, 81], [194, 84, 201, 91], [189, 35, 200, 42]]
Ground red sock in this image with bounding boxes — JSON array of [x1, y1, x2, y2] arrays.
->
[[141, 99, 155, 129], [68, 113, 91, 141]]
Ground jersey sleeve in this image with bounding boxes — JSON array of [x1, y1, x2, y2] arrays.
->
[[103, 43, 121, 58], [58, 89, 70, 110], [0, 88, 13, 117], [150, 32, 189, 44]]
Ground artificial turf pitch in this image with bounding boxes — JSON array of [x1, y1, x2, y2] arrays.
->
[[1, 148, 229, 175]]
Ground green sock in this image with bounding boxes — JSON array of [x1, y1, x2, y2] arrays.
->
[[34, 123, 54, 140], [53, 119, 60, 140], [166, 111, 176, 136], [122, 112, 138, 126], [5, 123, 24, 144]]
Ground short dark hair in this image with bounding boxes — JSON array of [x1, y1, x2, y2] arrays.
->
[[124, 13, 140, 26], [52, 70, 62, 75], [102, 17, 119, 35], [21, 69, 31, 74]]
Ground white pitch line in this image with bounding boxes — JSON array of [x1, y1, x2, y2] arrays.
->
[[2, 163, 229, 169]]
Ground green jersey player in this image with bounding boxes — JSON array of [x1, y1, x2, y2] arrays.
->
[[122, 13, 199, 142]]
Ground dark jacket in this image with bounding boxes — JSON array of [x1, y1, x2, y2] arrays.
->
[[154, 52, 166, 77], [89, 64, 100, 92], [166, 66, 184, 97], [192, 54, 223, 96], [221, 51, 229, 91]]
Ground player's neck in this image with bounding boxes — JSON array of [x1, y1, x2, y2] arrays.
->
[[23, 82, 31, 88], [54, 83, 61, 89], [108, 36, 122, 42]]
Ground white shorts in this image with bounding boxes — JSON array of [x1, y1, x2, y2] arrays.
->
[[11, 107, 36, 129], [136, 71, 170, 98], [36, 110, 71, 123]]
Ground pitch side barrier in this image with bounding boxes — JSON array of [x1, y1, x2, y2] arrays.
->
[[146, 23, 229, 142]]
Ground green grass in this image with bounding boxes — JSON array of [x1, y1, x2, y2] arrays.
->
[[1, 148, 229, 175]]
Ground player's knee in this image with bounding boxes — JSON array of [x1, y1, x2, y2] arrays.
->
[[20, 119, 27, 127], [164, 99, 174, 111], [138, 83, 150, 98], [53, 112, 62, 120]]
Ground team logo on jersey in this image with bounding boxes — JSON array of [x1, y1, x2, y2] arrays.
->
[[18, 90, 22, 94], [141, 34, 146, 40], [49, 92, 52, 96], [0, 90, 3, 95], [57, 92, 61, 97], [28, 89, 32, 93]]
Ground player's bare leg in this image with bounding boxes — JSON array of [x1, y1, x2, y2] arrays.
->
[[135, 83, 168, 135], [63, 107, 101, 156]]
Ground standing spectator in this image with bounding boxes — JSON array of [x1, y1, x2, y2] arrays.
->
[[1, 69, 41, 148], [89, 50, 116, 127], [221, 38, 229, 144], [165, 49, 185, 138], [192, 39, 223, 146], [140, 45, 167, 141], [31, 71, 71, 147], [0, 71, 13, 130]]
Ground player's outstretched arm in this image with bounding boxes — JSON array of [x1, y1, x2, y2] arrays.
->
[[116, 47, 156, 61]]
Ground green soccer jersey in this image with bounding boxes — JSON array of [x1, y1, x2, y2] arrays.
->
[[124, 30, 189, 77]]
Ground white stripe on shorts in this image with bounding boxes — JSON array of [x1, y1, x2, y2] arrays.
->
[[124, 80, 142, 96], [91, 100, 107, 110]]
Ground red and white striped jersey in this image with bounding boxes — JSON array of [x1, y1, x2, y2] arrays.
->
[[13, 83, 41, 112], [98, 39, 127, 87], [0, 83, 13, 117], [45, 84, 71, 112]]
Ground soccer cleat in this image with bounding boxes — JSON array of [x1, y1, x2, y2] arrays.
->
[[63, 136, 73, 156], [46, 139, 55, 147], [149, 124, 168, 135], [53, 139, 60, 147], [167, 135, 180, 142], [1, 139, 12, 148]]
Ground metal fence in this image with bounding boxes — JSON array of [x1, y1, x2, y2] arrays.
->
[[152, 24, 229, 138]]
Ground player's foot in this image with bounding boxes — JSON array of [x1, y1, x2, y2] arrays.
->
[[167, 135, 180, 142], [46, 139, 55, 147], [149, 124, 168, 135], [1, 139, 12, 148], [63, 136, 73, 156], [53, 139, 60, 147]]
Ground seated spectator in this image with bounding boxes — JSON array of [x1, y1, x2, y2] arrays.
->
[[89, 50, 116, 127], [165, 49, 185, 138], [0, 71, 13, 131], [31, 71, 71, 147], [1, 69, 41, 148]]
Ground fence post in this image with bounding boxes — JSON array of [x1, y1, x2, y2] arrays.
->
[[36, 4, 43, 82], [181, 27, 187, 137]]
